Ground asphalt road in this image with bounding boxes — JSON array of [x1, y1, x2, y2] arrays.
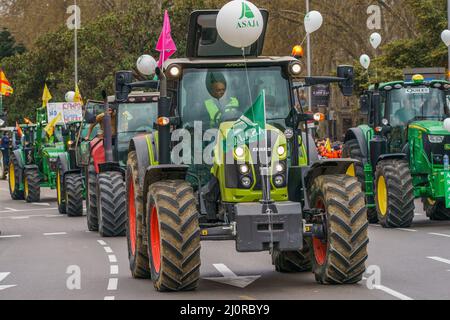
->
[[1, 180, 450, 300]]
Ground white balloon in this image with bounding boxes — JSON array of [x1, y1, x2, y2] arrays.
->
[[304, 11, 323, 34], [216, 0, 264, 48], [370, 32, 382, 49], [65, 91, 75, 102], [360, 54, 371, 70], [137, 55, 157, 76], [444, 118, 450, 133], [441, 30, 450, 47]]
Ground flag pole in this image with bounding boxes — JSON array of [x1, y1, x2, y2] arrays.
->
[[74, 0, 78, 88]]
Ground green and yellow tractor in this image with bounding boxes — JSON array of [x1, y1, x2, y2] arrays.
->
[[121, 9, 369, 292], [344, 75, 450, 227]]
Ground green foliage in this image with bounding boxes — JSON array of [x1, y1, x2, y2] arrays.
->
[[0, 28, 26, 60]]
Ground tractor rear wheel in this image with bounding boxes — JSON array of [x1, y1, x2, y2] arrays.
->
[[343, 139, 378, 223], [65, 174, 84, 217], [272, 241, 312, 273], [146, 180, 201, 292], [24, 168, 40, 203], [0, 151, 6, 180], [56, 167, 66, 214], [97, 171, 126, 237], [423, 199, 450, 221], [309, 175, 369, 285], [8, 154, 24, 200], [86, 164, 98, 231], [375, 159, 415, 228], [126, 151, 151, 279]]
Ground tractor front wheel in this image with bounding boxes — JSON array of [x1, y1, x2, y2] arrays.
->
[[86, 164, 98, 231], [146, 180, 201, 292], [272, 242, 312, 273], [423, 199, 450, 221], [65, 174, 84, 217], [309, 175, 369, 285], [97, 171, 126, 237], [24, 168, 40, 203], [8, 154, 24, 200], [375, 160, 415, 228]]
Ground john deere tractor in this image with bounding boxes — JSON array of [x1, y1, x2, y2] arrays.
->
[[121, 9, 368, 292], [344, 75, 450, 227], [8, 110, 66, 203]]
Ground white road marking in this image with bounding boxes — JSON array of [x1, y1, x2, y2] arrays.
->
[[0, 208, 58, 214], [104, 247, 113, 253], [363, 277, 413, 300], [397, 228, 417, 232], [0, 272, 17, 291], [107, 278, 118, 291], [4, 207, 18, 212], [427, 256, 450, 265], [44, 215, 64, 218], [429, 233, 450, 238], [370, 224, 381, 227], [32, 202, 50, 206], [108, 255, 117, 263], [110, 265, 119, 275], [97, 240, 107, 246], [43, 232, 67, 236], [414, 213, 424, 216], [104, 296, 115, 300], [10, 216, 30, 220], [204, 264, 261, 289], [0, 235, 22, 239]]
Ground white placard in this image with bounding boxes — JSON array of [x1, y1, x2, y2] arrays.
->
[[47, 102, 83, 124]]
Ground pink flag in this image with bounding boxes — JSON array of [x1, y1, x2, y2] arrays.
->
[[156, 10, 177, 67]]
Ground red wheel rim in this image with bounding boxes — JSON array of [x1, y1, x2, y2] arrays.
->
[[150, 205, 161, 273], [313, 198, 328, 266], [128, 180, 136, 256]]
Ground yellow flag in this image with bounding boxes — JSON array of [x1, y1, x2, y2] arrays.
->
[[74, 84, 83, 104], [325, 139, 332, 153], [0, 70, 14, 96], [42, 84, 52, 108], [44, 112, 62, 137]]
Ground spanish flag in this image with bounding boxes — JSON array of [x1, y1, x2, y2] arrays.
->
[[44, 112, 62, 137], [0, 70, 14, 96], [42, 84, 52, 108]]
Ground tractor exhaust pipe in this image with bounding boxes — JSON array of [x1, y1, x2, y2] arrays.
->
[[156, 67, 171, 165], [101, 90, 113, 163]]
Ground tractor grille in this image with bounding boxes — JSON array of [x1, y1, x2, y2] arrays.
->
[[423, 134, 450, 165]]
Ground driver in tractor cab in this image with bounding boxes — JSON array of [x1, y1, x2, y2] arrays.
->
[[204, 72, 240, 127], [84, 107, 117, 141], [394, 96, 417, 125]]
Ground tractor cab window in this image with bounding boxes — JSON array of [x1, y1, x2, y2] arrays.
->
[[180, 66, 291, 130]]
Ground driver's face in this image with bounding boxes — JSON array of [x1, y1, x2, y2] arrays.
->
[[211, 82, 226, 100]]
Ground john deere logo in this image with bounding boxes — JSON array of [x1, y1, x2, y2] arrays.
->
[[237, 2, 259, 29]]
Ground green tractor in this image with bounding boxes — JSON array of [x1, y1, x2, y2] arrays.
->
[[122, 10, 368, 292], [344, 75, 450, 227], [0, 126, 17, 180], [8, 110, 67, 203]]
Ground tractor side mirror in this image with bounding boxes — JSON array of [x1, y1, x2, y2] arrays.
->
[[337, 65, 354, 97], [115, 71, 133, 102], [360, 94, 369, 115]]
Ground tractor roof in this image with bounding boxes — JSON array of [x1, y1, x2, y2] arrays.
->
[[108, 91, 159, 103], [370, 80, 450, 91], [166, 56, 297, 68]]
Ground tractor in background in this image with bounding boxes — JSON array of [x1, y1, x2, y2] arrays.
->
[[344, 75, 450, 227]]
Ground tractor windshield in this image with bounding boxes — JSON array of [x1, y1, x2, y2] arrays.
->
[[180, 66, 291, 129], [386, 86, 448, 126]]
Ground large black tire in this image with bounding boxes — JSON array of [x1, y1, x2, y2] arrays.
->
[[24, 168, 40, 203], [0, 151, 6, 180], [343, 139, 378, 223], [65, 174, 84, 217], [56, 166, 66, 214], [86, 164, 98, 231], [309, 175, 369, 285], [423, 198, 450, 221], [8, 154, 24, 200], [97, 171, 126, 237], [272, 241, 312, 273], [146, 180, 201, 292], [126, 151, 151, 279], [375, 159, 415, 228]]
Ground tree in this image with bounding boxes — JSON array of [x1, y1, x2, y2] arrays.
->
[[0, 28, 25, 60]]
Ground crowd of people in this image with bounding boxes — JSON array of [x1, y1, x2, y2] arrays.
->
[[316, 138, 343, 159]]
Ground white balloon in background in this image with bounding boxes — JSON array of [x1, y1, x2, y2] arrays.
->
[[360, 54, 371, 70], [441, 30, 450, 47], [216, 0, 264, 48], [304, 11, 323, 34], [136, 55, 157, 76], [65, 91, 75, 102], [370, 32, 382, 49], [444, 118, 450, 133]]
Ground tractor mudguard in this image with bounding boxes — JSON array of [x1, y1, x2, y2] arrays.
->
[[58, 154, 69, 175], [377, 153, 407, 165], [143, 165, 189, 209], [345, 128, 369, 160], [129, 135, 152, 190], [304, 159, 357, 191], [90, 137, 105, 173], [12, 149, 24, 169]]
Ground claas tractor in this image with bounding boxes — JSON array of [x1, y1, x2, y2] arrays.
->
[[82, 92, 159, 237], [344, 75, 450, 227], [8, 112, 67, 203], [122, 10, 368, 292]]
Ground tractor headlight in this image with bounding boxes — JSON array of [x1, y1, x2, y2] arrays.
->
[[241, 176, 252, 188], [239, 164, 250, 174], [274, 175, 285, 188], [167, 65, 182, 79], [235, 146, 245, 158], [289, 62, 302, 76], [277, 146, 286, 156], [428, 135, 445, 144], [275, 163, 285, 173]]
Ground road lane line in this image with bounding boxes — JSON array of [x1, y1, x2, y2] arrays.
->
[[363, 277, 413, 300], [107, 278, 118, 291], [110, 265, 119, 275], [427, 256, 450, 265], [108, 255, 117, 263], [429, 233, 450, 238], [0, 235, 22, 239], [10, 216, 30, 220], [104, 247, 113, 253], [43, 232, 67, 236], [397, 228, 417, 232], [32, 203, 50, 206], [97, 240, 107, 246], [0, 208, 58, 214], [4, 208, 18, 212], [104, 296, 115, 300]]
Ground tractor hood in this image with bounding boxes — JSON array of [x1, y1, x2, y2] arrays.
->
[[409, 120, 450, 135], [42, 143, 66, 158]]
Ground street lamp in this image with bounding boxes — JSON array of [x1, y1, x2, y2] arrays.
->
[[306, 0, 312, 111]]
